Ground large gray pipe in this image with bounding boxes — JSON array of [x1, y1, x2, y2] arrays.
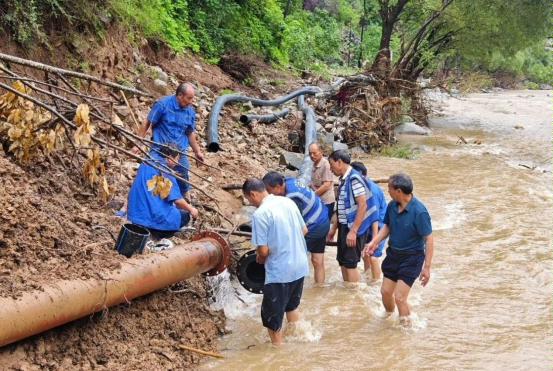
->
[[207, 87, 321, 152], [297, 95, 318, 186], [239, 108, 290, 125]]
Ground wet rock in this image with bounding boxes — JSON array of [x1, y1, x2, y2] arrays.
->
[[279, 151, 304, 170], [394, 122, 432, 136]]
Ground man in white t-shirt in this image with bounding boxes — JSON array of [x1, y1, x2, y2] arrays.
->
[[242, 178, 309, 345]]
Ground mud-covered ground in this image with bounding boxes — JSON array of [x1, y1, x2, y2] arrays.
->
[[0, 26, 303, 369]]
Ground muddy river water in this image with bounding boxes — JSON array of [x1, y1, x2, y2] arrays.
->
[[202, 90, 552, 370]]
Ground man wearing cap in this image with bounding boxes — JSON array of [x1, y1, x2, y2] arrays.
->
[[263, 171, 330, 284], [365, 173, 434, 324], [242, 178, 309, 345], [327, 150, 379, 283]]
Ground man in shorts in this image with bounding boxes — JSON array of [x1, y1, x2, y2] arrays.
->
[[243, 178, 309, 345], [351, 161, 387, 280], [327, 150, 379, 283], [365, 173, 434, 323], [263, 171, 330, 284]]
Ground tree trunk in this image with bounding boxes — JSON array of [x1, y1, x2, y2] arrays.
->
[[370, 0, 409, 77]]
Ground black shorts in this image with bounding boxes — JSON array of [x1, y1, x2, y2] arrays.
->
[[336, 224, 368, 269], [305, 219, 330, 254], [382, 248, 425, 287], [261, 277, 304, 332]]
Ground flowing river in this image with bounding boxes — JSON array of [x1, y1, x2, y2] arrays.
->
[[202, 90, 552, 370]]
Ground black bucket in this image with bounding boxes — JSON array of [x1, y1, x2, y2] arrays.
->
[[114, 223, 150, 258], [236, 249, 265, 294]]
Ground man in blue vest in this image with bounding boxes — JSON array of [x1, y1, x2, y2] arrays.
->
[[327, 150, 379, 283], [127, 144, 198, 241], [365, 173, 434, 325], [351, 161, 387, 281], [263, 171, 330, 284], [134, 83, 204, 199]]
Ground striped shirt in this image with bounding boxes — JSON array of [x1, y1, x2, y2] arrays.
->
[[337, 167, 366, 224]]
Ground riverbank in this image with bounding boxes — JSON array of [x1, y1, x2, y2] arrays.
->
[[202, 89, 552, 370]]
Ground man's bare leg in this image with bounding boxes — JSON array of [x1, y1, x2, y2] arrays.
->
[[340, 266, 348, 281], [311, 253, 325, 284], [370, 257, 381, 280], [362, 254, 371, 273], [345, 267, 360, 282], [267, 329, 283, 346], [394, 280, 412, 319], [381, 277, 397, 314], [284, 309, 300, 337]]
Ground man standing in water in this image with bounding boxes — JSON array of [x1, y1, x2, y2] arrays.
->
[[350, 161, 387, 281], [308, 142, 336, 221], [327, 150, 379, 283], [262, 171, 329, 284], [243, 178, 309, 345], [365, 173, 434, 324]]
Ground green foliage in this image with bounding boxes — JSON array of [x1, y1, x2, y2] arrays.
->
[[379, 144, 418, 160], [109, 0, 198, 52]]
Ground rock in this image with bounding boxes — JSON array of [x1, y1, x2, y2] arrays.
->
[[194, 64, 203, 72], [153, 79, 169, 94], [150, 66, 169, 83], [113, 105, 130, 117], [332, 141, 349, 151], [350, 146, 365, 154], [279, 151, 304, 170], [317, 132, 334, 153], [394, 122, 432, 136], [539, 84, 552, 90]]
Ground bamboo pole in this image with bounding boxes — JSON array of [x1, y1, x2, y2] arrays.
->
[[0, 52, 152, 97]]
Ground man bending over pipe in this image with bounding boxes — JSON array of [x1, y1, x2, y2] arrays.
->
[[243, 178, 309, 345], [262, 171, 330, 285], [128, 144, 198, 242]]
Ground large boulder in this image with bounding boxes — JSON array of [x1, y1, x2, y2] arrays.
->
[[394, 122, 432, 136], [279, 151, 304, 170]]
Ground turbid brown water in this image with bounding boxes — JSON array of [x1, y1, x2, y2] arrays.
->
[[202, 90, 552, 370]]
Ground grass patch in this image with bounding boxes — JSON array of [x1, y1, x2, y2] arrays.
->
[[379, 144, 418, 159], [458, 72, 494, 94]]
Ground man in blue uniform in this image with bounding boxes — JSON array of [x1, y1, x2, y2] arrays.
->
[[365, 173, 434, 324], [243, 178, 309, 345], [262, 171, 330, 284], [135, 83, 204, 198], [351, 161, 387, 281], [127, 145, 198, 241]]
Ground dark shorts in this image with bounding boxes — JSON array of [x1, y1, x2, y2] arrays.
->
[[141, 211, 190, 240], [305, 219, 330, 254], [382, 248, 425, 287], [325, 203, 335, 222], [337, 224, 368, 269], [261, 277, 304, 332]]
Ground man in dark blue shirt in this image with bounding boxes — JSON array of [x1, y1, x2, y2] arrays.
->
[[127, 145, 198, 241], [135, 83, 205, 198], [365, 173, 434, 325]]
